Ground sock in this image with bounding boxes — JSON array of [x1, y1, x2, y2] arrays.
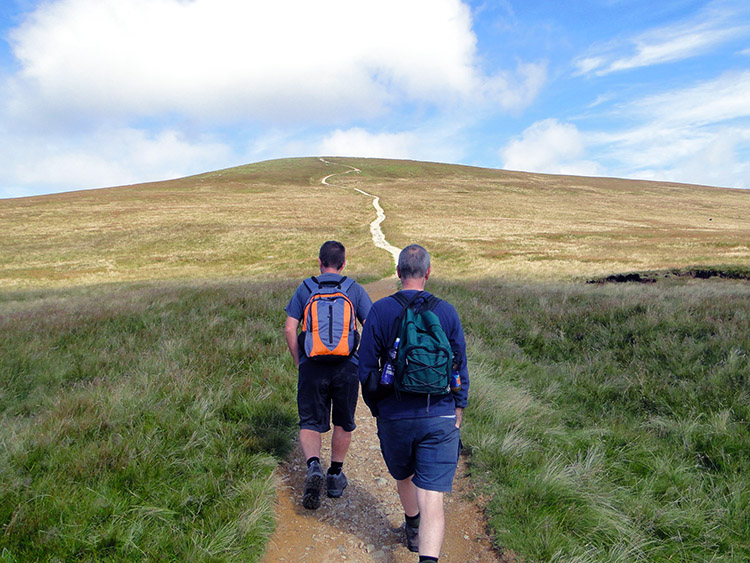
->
[[405, 512, 420, 528], [328, 461, 343, 475], [306, 457, 320, 467], [418, 557, 438, 562]]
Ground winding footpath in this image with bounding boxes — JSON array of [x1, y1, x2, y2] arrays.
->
[[260, 162, 504, 562], [319, 158, 401, 268]]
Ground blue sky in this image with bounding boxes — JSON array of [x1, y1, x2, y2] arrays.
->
[[1, 0, 749, 199]]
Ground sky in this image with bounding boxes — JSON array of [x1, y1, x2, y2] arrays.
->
[[1, 0, 749, 199]]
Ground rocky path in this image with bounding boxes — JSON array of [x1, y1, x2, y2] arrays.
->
[[261, 278, 503, 562]]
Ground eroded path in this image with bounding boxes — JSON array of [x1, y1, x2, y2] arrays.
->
[[260, 164, 503, 561], [319, 158, 401, 267], [262, 278, 501, 562]]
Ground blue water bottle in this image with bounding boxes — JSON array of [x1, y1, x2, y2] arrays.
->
[[380, 337, 400, 387]]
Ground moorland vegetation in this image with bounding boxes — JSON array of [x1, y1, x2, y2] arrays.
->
[[1, 158, 748, 561]]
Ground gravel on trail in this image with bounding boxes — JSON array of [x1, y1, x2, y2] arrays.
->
[[261, 278, 506, 562]]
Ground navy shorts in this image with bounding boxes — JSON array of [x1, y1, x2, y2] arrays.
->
[[297, 360, 359, 433], [376, 416, 460, 492]]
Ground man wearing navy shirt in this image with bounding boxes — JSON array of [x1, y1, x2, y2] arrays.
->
[[358, 244, 469, 562]]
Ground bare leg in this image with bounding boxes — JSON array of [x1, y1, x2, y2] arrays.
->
[[330, 425, 352, 463], [396, 475, 420, 517], [416, 487, 445, 557], [299, 429, 322, 461]]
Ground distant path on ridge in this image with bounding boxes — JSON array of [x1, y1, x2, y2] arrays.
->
[[319, 158, 401, 268]]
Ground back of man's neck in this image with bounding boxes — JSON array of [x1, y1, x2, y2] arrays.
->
[[400, 279, 426, 291], [319, 268, 343, 275]]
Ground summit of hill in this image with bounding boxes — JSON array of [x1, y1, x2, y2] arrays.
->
[[1, 157, 748, 289]]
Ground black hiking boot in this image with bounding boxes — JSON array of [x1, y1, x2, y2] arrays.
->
[[302, 460, 324, 510], [405, 520, 419, 552], [326, 471, 348, 498]]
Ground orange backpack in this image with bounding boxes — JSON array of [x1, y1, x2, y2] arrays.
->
[[299, 276, 359, 361]]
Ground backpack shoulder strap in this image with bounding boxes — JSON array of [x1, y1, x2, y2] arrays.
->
[[391, 291, 423, 309], [314, 275, 349, 289], [339, 276, 355, 293], [423, 294, 442, 311], [302, 277, 317, 294], [385, 291, 423, 350]]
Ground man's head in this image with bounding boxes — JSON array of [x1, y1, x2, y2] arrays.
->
[[319, 240, 346, 272], [397, 244, 431, 280]]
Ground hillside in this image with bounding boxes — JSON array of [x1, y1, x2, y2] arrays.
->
[[1, 157, 748, 562], [1, 156, 748, 289]]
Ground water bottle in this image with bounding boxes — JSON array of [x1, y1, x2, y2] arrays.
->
[[380, 337, 400, 387], [450, 359, 462, 392]]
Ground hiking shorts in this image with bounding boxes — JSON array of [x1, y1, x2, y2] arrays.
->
[[297, 360, 359, 433], [376, 415, 460, 492]]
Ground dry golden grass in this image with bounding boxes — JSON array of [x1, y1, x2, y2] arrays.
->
[[330, 158, 750, 280], [1, 156, 748, 288]]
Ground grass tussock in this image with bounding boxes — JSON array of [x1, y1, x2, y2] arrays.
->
[[438, 278, 750, 562], [0, 280, 298, 561]]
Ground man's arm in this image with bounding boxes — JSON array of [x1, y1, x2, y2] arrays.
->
[[355, 284, 373, 324], [357, 307, 381, 382], [285, 316, 300, 368], [442, 301, 469, 411], [357, 306, 386, 417]]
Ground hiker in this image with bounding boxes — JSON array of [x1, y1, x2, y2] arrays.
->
[[358, 244, 469, 562], [284, 240, 373, 510]]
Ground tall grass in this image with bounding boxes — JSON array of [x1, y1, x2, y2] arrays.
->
[[3, 275, 749, 561], [0, 280, 298, 561], [437, 278, 750, 562]]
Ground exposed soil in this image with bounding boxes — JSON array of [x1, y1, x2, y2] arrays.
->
[[261, 278, 507, 562], [587, 266, 750, 284]]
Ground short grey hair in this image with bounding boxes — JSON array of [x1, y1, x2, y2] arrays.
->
[[398, 244, 431, 279]]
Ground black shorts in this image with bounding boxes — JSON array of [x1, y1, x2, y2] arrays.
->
[[297, 360, 359, 433]]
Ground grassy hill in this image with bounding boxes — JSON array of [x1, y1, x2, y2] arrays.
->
[[1, 158, 749, 561], [1, 157, 748, 289]]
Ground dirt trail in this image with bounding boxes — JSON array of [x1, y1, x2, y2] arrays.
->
[[318, 158, 401, 267], [261, 278, 503, 562]]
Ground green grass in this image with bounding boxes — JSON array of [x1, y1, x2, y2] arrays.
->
[[0, 280, 298, 561], [2, 156, 749, 561], [438, 278, 750, 562], [2, 276, 748, 561]]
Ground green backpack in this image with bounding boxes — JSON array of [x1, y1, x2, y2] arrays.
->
[[390, 292, 452, 396]]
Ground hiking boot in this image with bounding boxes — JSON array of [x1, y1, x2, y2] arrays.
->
[[326, 471, 348, 498], [302, 461, 325, 510], [405, 521, 419, 552]]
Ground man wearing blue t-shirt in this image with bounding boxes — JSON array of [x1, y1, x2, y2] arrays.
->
[[285, 241, 372, 510], [358, 244, 469, 562]]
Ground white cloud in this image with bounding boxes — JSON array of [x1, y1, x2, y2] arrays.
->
[[574, 1, 750, 76], [318, 125, 465, 165], [500, 119, 603, 176], [632, 70, 750, 127], [319, 128, 419, 160], [606, 126, 750, 189], [1, 0, 550, 196], [481, 61, 547, 114], [0, 127, 233, 198], [595, 70, 750, 188], [6, 0, 497, 125]]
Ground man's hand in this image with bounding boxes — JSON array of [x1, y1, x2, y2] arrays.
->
[[455, 407, 463, 429]]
